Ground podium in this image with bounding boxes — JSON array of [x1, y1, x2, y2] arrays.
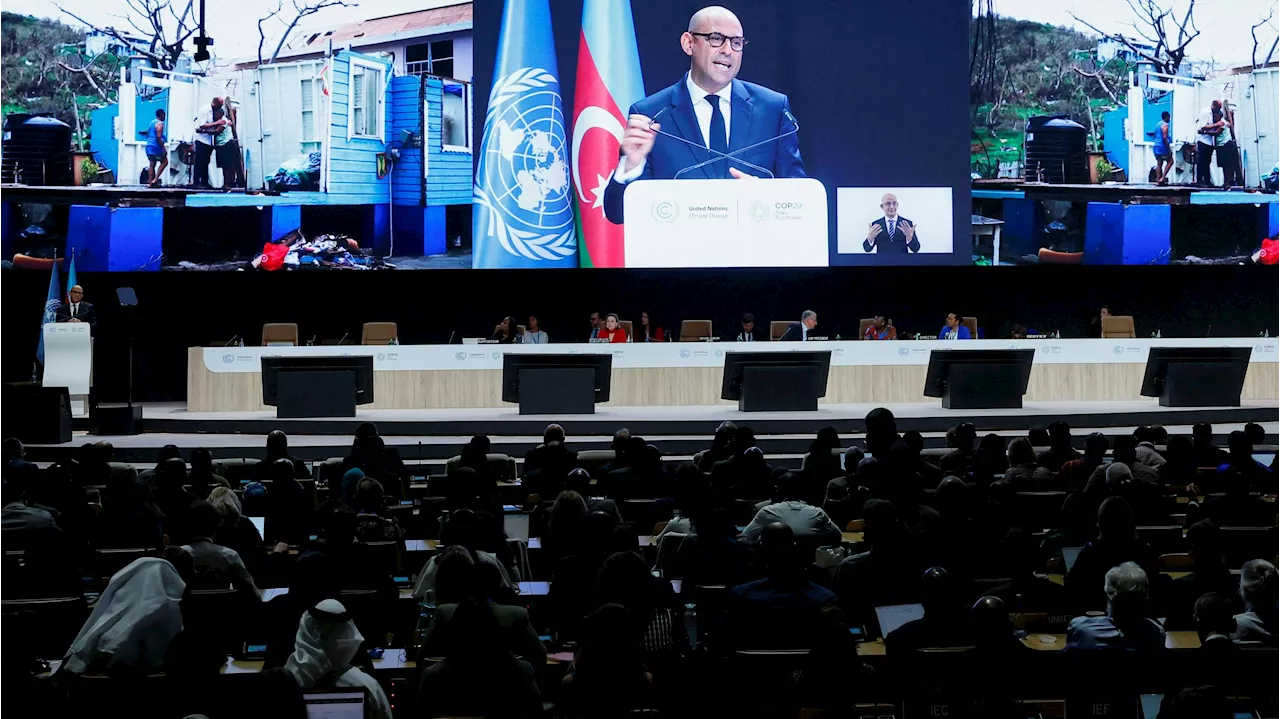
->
[[622, 178, 828, 268], [42, 323, 92, 415]]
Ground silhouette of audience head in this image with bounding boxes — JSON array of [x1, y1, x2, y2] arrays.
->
[[970, 595, 1013, 649], [1112, 436, 1139, 465], [1027, 426, 1050, 447], [543, 423, 566, 445], [1096, 496, 1136, 543], [1103, 561, 1149, 621], [1239, 559, 1277, 612], [1048, 421, 1073, 448], [1083, 432, 1109, 460], [1185, 520, 1224, 570], [1193, 592, 1237, 640], [1006, 438, 1036, 467]]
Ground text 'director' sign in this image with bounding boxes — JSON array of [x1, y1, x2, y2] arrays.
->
[[622, 178, 828, 268]]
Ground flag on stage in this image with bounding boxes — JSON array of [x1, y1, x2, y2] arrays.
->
[[473, 0, 577, 268], [37, 254, 62, 364], [65, 250, 77, 302], [571, 0, 644, 268]]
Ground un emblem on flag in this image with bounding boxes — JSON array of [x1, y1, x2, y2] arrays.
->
[[474, 68, 576, 261]]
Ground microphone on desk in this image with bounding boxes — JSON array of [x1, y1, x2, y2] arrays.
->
[[223, 335, 239, 347], [306, 335, 316, 347], [336, 332, 348, 346], [447, 330, 457, 345], [643, 107, 799, 179]]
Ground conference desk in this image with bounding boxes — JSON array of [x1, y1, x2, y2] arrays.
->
[[188, 338, 1279, 411]]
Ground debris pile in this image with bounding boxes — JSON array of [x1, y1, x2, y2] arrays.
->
[[250, 228, 394, 270], [267, 152, 322, 192]]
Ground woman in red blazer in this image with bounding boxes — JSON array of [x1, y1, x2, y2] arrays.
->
[[597, 313, 628, 343]]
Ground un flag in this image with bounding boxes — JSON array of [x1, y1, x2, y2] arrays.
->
[[473, 0, 577, 268]]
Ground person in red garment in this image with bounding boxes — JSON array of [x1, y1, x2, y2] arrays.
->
[[594, 314, 629, 343]]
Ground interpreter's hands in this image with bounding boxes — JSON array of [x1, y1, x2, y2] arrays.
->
[[621, 114, 659, 172], [728, 167, 757, 180], [866, 222, 882, 244], [901, 220, 915, 241]]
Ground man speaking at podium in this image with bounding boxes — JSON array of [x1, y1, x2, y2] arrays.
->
[[602, 5, 805, 225]]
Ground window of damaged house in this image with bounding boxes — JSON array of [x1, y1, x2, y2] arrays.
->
[[350, 60, 384, 139], [406, 39, 454, 79], [300, 77, 320, 155]]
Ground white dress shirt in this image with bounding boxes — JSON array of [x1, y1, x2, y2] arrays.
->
[[615, 75, 734, 184], [1196, 107, 1222, 146], [883, 216, 897, 239], [69, 302, 80, 318]]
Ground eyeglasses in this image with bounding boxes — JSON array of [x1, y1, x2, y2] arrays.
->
[[690, 32, 747, 51], [880, 201, 899, 207]]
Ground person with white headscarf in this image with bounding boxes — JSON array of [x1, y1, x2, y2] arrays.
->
[[61, 557, 186, 675], [285, 599, 392, 719]]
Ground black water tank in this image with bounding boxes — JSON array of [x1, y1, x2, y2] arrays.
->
[[1023, 116, 1088, 184], [2, 114, 73, 186]]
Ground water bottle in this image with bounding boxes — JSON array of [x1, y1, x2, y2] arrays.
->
[[1155, 329, 1162, 338], [1266, 329, 1272, 338], [238, 338, 245, 347]]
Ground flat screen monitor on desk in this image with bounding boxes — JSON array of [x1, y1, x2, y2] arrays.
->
[[261, 356, 374, 406], [923, 349, 1034, 409], [502, 353, 613, 414], [1140, 347, 1250, 407], [261, 356, 374, 418], [720, 350, 831, 411]]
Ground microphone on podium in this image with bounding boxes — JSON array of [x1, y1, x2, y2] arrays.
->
[[643, 106, 800, 179]]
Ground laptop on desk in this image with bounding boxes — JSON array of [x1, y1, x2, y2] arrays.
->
[[503, 513, 530, 542], [1061, 546, 1083, 573], [303, 690, 366, 719], [874, 603, 925, 638]]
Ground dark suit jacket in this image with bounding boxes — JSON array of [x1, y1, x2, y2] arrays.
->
[[419, 602, 546, 666], [734, 327, 768, 342], [55, 300, 96, 331], [862, 216, 920, 254], [603, 74, 805, 224], [778, 322, 805, 342]]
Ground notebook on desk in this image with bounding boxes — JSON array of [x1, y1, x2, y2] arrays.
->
[[303, 690, 366, 719], [875, 603, 925, 638], [248, 516, 265, 539]]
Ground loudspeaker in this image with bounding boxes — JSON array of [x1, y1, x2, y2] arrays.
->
[[92, 404, 143, 435], [3, 383, 72, 443]]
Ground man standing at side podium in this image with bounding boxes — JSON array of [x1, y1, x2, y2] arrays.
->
[[602, 6, 805, 224], [863, 193, 920, 254], [56, 285, 96, 333]]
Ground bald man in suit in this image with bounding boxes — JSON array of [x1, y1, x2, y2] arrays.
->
[[863, 194, 920, 254]]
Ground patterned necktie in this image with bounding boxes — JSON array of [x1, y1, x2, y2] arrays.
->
[[706, 94, 728, 177], [887, 219, 896, 238]]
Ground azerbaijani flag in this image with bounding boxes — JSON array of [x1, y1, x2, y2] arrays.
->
[[571, 0, 644, 268], [65, 249, 77, 303]]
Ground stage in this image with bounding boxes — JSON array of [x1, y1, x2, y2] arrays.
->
[[188, 338, 1280, 412], [25, 399, 1279, 466]]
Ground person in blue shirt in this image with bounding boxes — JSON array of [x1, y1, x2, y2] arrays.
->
[[140, 109, 168, 187], [939, 312, 971, 340], [1152, 111, 1173, 185]]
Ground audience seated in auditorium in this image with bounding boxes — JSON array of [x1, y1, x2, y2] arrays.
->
[[902, 430, 943, 491], [561, 603, 655, 715], [568, 468, 623, 521], [1192, 423, 1231, 468], [1027, 426, 1050, 449], [263, 551, 340, 669], [1167, 521, 1241, 629], [1038, 421, 1082, 473], [1194, 592, 1241, 657], [523, 422, 578, 477], [721, 522, 838, 650], [1160, 436, 1201, 494], [1088, 436, 1160, 488], [419, 555, 546, 667], [598, 428, 632, 474], [741, 471, 842, 549], [973, 433, 1010, 482], [603, 436, 662, 500], [931, 476, 976, 578], [260, 430, 312, 480], [266, 458, 311, 545], [351, 478, 405, 542], [26, 462, 88, 544], [986, 527, 1069, 614], [864, 407, 900, 459], [1062, 433, 1109, 493], [835, 499, 920, 626], [712, 431, 774, 500], [208, 485, 265, 559], [821, 447, 866, 529], [187, 448, 229, 497], [542, 490, 589, 563], [97, 466, 165, 550], [417, 595, 544, 719], [886, 567, 975, 653], [801, 427, 844, 501], [593, 550, 689, 657], [1204, 461, 1276, 528], [1233, 559, 1277, 646], [1100, 461, 1171, 526], [8, 523, 80, 599], [284, 599, 393, 719], [2, 475, 57, 542], [154, 457, 201, 543], [1067, 497, 1160, 612], [315, 504, 397, 593], [1065, 561, 1166, 650], [414, 509, 517, 603], [1214, 430, 1275, 494], [1003, 438, 1053, 489], [696, 422, 736, 473], [182, 500, 262, 599], [138, 444, 184, 485], [1133, 426, 1168, 468], [676, 506, 754, 589], [3, 438, 40, 484], [548, 511, 627, 644], [970, 595, 1028, 655], [60, 556, 186, 676], [939, 423, 977, 480]]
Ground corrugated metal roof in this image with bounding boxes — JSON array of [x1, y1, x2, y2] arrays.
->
[[299, 4, 472, 48]]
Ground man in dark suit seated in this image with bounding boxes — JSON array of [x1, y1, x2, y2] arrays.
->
[[418, 561, 546, 667], [939, 422, 977, 479], [710, 430, 773, 499], [778, 310, 817, 342], [1065, 561, 1166, 651], [523, 424, 577, 477], [1192, 422, 1231, 469], [985, 527, 1069, 615], [734, 312, 767, 342], [719, 522, 836, 651], [861, 193, 920, 254], [834, 499, 921, 628], [884, 566, 974, 654], [1166, 521, 1240, 629], [55, 284, 96, 332]]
